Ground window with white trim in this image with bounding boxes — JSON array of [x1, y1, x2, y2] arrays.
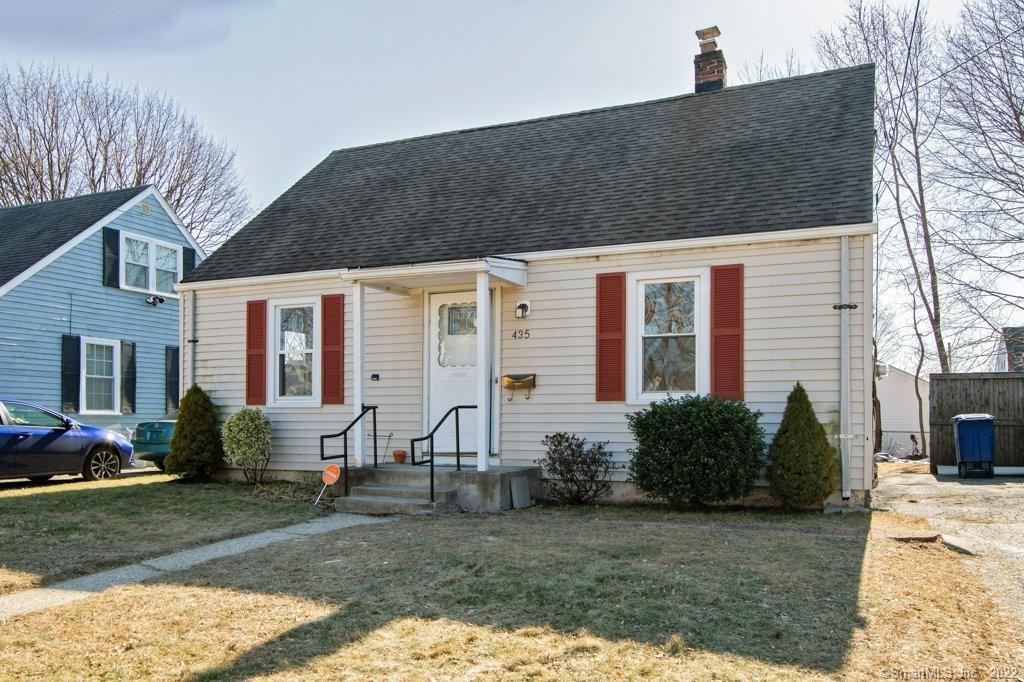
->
[[641, 280, 697, 392], [120, 232, 182, 295], [275, 304, 316, 399], [628, 271, 709, 403], [81, 338, 120, 414]]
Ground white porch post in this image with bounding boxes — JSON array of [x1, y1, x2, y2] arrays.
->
[[476, 271, 491, 471], [352, 280, 366, 467]]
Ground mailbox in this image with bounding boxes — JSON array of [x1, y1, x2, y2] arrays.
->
[[502, 374, 536, 390]]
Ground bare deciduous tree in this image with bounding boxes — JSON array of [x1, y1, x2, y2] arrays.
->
[[736, 49, 807, 84], [901, 273, 932, 457], [0, 64, 250, 249], [936, 0, 1024, 337], [817, 0, 955, 374]]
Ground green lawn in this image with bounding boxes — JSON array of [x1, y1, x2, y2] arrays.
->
[[1, 506, 1017, 680], [0, 472, 323, 594]]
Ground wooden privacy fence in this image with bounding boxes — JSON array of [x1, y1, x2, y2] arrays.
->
[[929, 372, 1024, 469]]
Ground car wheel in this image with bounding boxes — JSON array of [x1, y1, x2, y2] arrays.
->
[[83, 448, 121, 481], [27, 475, 53, 483]]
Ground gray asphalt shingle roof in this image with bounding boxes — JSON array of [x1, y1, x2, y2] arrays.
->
[[186, 64, 875, 284], [0, 186, 150, 290]]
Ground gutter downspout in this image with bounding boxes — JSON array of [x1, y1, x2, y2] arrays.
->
[[188, 289, 198, 387], [839, 236, 852, 500]]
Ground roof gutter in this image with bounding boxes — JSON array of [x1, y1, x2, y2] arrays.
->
[[500, 222, 875, 261], [176, 268, 352, 292], [176, 222, 876, 291]]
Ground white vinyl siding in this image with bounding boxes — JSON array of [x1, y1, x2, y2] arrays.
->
[[184, 234, 872, 490], [497, 235, 870, 489], [187, 279, 423, 471]]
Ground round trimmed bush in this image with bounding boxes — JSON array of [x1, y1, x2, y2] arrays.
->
[[222, 407, 273, 484], [768, 382, 838, 508], [165, 384, 223, 481], [627, 395, 765, 508]]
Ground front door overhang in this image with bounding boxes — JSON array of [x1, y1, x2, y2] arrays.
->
[[345, 257, 524, 472]]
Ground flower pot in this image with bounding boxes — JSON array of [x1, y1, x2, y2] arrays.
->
[[392, 449, 407, 464]]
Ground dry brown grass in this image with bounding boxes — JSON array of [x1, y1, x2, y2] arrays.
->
[[878, 460, 931, 475], [0, 473, 321, 594], [0, 508, 1018, 680]]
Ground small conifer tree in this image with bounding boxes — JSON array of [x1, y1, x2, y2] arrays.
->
[[768, 382, 838, 508], [166, 384, 224, 481]]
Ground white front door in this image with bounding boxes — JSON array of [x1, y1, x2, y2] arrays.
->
[[428, 292, 480, 453]]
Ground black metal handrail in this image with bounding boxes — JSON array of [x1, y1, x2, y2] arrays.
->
[[319, 404, 378, 496], [409, 404, 476, 501]]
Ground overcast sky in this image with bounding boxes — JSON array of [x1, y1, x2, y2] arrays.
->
[[0, 0, 964, 209]]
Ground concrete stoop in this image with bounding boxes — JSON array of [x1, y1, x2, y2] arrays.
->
[[332, 463, 542, 514], [334, 484, 457, 515]]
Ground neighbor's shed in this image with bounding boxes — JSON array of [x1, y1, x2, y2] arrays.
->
[[876, 366, 929, 457]]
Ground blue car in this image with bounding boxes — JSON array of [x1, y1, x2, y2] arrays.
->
[[0, 400, 134, 482]]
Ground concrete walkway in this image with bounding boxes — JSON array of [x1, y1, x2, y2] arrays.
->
[[0, 513, 390, 621]]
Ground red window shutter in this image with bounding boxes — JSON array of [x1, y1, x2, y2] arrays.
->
[[710, 264, 744, 400], [596, 272, 626, 401], [321, 294, 345, 405], [245, 300, 267, 405]]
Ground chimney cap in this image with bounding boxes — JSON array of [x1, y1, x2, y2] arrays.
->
[[696, 26, 721, 41]]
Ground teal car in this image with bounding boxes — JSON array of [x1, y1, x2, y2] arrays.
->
[[131, 415, 176, 470]]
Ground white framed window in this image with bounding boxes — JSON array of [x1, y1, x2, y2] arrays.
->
[[268, 298, 320, 405], [626, 269, 710, 404], [119, 232, 182, 297], [80, 337, 121, 415]]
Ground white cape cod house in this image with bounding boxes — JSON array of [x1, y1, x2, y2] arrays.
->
[[179, 34, 877, 509]]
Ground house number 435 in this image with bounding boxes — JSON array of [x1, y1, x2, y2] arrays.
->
[[510, 329, 531, 340]]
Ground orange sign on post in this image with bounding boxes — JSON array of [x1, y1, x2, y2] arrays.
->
[[314, 464, 343, 506], [322, 464, 341, 486]]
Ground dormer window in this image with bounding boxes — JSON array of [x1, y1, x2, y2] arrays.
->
[[120, 232, 182, 297]]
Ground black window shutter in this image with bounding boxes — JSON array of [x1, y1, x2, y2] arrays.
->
[[61, 335, 81, 413], [165, 346, 180, 412], [103, 227, 120, 288], [121, 341, 136, 414], [182, 247, 196, 277]]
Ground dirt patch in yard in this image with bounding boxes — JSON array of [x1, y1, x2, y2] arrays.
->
[[874, 465, 1024, 655], [0, 507, 1019, 680]]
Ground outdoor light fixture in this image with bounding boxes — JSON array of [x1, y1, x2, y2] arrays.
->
[[514, 300, 531, 319], [145, 295, 166, 307]]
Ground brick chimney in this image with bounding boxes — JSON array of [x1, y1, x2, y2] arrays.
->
[[694, 26, 726, 93]]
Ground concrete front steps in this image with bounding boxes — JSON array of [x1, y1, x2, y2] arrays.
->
[[334, 483, 457, 515], [332, 462, 541, 514]]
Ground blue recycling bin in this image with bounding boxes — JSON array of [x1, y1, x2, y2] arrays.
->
[[951, 414, 995, 479]]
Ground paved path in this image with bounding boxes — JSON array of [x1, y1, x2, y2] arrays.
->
[[873, 468, 1024, 635], [0, 513, 390, 621]]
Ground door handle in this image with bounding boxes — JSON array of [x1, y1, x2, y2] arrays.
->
[[14, 434, 29, 440]]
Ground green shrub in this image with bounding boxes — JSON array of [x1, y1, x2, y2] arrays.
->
[[166, 384, 223, 481], [222, 407, 273, 484], [536, 432, 613, 504], [768, 382, 838, 508], [627, 395, 765, 508]]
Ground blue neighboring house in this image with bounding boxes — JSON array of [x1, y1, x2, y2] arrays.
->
[[0, 186, 205, 428]]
